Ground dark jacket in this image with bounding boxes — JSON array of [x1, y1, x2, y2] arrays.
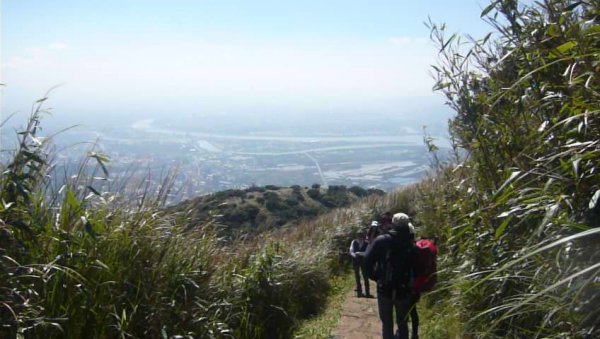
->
[[350, 239, 368, 255], [364, 230, 418, 298]]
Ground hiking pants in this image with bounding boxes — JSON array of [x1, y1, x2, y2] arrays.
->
[[377, 293, 412, 339], [352, 258, 369, 294], [410, 294, 420, 339]]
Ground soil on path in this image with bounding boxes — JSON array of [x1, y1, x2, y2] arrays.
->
[[332, 289, 381, 339]]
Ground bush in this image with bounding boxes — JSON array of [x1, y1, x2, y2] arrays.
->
[[247, 185, 266, 193], [293, 205, 320, 218], [222, 205, 260, 225], [319, 194, 350, 208], [327, 185, 347, 194], [265, 200, 284, 212], [264, 191, 279, 201], [284, 197, 299, 207], [306, 188, 321, 200], [349, 186, 368, 197], [214, 189, 246, 199], [366, 188, 385, 196]]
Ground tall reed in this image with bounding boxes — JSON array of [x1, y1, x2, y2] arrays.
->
[[0, 104, 389, 338], [405, 1, 600, 337]]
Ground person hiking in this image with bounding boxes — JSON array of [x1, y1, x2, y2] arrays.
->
[[398, 213, 420, 339], [379, 211, 393, 234], [367, 221, 379, 244], [364, 212, 418, 339], [349, 231, 371, 298]]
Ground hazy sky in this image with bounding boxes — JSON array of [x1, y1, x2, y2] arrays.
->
[[2, 0, 493, 126]]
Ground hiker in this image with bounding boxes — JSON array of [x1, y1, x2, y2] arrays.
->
[[349, 231, 371, 297], [379, 211, 393, 233], [367, 221, 379, 244], [364, 212, 419, 339], [401, 213, 420, 339]]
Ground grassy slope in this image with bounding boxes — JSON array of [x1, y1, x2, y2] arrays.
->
[[0, 111, 396, 339], [165, 185, 384, 236], [292, 274, 355, 338], [3, 2, 599, 338]]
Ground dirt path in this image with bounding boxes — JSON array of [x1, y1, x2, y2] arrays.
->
[[332, 289, 381, 339]]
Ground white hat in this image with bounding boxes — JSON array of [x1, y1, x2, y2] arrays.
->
[[392, 213, 410, 226], [392, 213, 415, 234]]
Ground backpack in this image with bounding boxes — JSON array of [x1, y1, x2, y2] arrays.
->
[[412, 239, 438, 293], [380, 235, 415, 300]]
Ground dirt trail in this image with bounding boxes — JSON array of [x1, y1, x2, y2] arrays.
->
[[332, 289, 381, 339]]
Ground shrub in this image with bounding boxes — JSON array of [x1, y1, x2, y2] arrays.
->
[[349, 186, 368, 197], [284, 197, 300, 207], [327, 185, 347, 194], [214, 189, 245, 199], [306, 189, 321, 200], [222, 205, 260, 225], [264, 191, 279, 201], [366, 188, 385, 196], [265, 199, 284, 212]]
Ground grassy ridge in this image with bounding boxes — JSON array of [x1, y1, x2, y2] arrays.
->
[[166, 183, 384, 236]]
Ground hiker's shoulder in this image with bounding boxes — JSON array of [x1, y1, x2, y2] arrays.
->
[[367, 234, 389, 250], [374, 233, 391, 243]]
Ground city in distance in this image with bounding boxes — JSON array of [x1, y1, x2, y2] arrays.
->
[[25, 107, 451, 203]]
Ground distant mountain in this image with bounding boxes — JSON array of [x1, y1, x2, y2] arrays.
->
[[166, 184, 384, 235]]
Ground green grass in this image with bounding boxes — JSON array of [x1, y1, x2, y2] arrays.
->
[[415, 1, 600, 337], [3, 1, 598, 337], [293, 273, 355, 338], [417, 291, 465, 339], [0, 108, 388, 338]]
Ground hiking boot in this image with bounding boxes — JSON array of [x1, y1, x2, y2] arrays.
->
[[356, 290, 363, 298]]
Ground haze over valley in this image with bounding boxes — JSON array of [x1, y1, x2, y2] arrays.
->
[[4, 108, 449, 202]]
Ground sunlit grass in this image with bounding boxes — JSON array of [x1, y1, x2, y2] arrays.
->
[[416, 0, 600, 337], [293, 273, 355, 338], [2, 1, 598, 338], [0, 106, 395, 338]]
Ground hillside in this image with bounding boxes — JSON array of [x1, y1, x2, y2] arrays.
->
[[2, 1, 599, 338], [0, 107, 390, 337], [166, 184, 384, 234]]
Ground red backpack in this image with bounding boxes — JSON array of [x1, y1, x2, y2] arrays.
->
[[412, 239, 438, 293]]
